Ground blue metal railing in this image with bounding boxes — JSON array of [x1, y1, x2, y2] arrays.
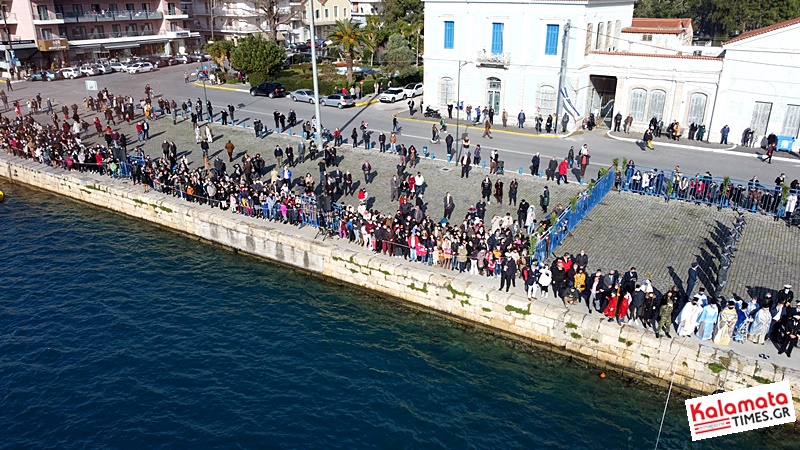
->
[[619, 164, 792, 216], [533, 167, 615, 263]]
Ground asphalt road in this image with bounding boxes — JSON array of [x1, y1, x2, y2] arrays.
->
[[13, 63, 800, 184]]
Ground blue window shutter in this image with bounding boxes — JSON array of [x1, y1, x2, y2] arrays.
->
[[444, 21, 454, 49], [491, 23, 503, 54], [545, 24, 559, 55]]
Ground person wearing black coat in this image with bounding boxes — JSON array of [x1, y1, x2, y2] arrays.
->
[[621, 267, 638, 293], [531, 153, 540, 176], [574, 250, 588, 270], [500, 256, 517, 292]]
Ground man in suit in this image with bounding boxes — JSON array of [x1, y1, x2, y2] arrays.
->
[[443, 192, 455, 220], [500, 255, 518, 292], [587, 269, 606, 313]]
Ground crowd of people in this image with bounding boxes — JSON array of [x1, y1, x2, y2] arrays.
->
[[3, 80, 799, 360]]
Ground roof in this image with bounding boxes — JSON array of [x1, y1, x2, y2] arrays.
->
[[590, 51, 723, 61], [724, 16, 800, 45], [622, 18, 692, 35]]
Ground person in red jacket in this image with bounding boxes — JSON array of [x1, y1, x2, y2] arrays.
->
[[558, 158, 569, 185]]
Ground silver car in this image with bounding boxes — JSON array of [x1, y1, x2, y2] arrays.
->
[[290, 89, 320, 103], [321, 94, 355, 109]]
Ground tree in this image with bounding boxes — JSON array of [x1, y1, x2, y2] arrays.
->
[[381, 33, 416, 78], [362, 15, 381, 66], [247, 0, 303, 43], [204, 40, 235, 67], [230, 35, 287, 87], [327, 20, 367, 84]]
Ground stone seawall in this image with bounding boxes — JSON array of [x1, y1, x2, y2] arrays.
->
[[3, 154, 799, 418]]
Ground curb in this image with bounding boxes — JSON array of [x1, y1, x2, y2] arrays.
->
[[193, 80, 249, 93], [355, 98, 379, 107], [398, 116, 562, 139]]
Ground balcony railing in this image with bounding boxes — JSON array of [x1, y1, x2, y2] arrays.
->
[[62, 10, 162, 23], [219, 24, 261, 33], [1, 11, 17, 23], [32, 12, 64, 21], [186, 6, 210, 15], [165, 8, 188, 17], [476, 50, 510, 67], [70, 29, 158, 41]]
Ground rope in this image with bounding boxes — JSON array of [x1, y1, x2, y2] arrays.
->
[[654, 368, 676, 450]]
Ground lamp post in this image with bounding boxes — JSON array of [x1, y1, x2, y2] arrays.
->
[[307, 0, 322, 150], [1, 4, 14, 80], [454, 60, 470, 164], [201, 76, 208, 120]]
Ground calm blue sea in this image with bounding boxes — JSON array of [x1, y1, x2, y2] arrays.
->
[[0, 183, 794, 449]]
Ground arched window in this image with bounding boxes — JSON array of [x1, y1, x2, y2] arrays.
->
[[486, 77, 502, 111], [629, 88, 647, 121], [585, 23, 593, 55], [537, 85, 556, 116], [647, 90, 666, 122], [439, 77, 454, 106], [687, 93, 707, 124], [596, 22, 604, 50]]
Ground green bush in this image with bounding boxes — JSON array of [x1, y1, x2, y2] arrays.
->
[[248, 71, 268, 88]]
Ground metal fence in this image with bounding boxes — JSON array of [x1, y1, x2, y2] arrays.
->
[[533, 167, 616, 262], [618, 165, 792, 217]]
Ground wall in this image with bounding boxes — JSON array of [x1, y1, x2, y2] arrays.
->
[[3, 154, 800, 418]]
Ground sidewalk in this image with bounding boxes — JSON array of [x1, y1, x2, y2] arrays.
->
[[397, 109, 568, 139]]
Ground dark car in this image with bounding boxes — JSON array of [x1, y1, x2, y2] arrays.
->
[[249, 82, 287, 98]]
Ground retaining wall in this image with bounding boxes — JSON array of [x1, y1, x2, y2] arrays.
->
[[3, 154, 799, 418]]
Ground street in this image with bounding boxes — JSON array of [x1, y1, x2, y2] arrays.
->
[[10, 63, 800, 185]]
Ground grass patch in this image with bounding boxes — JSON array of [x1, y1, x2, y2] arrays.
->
[[482, 307, 491, 312], [408, 282, 428, 293], [374, 267, 391, 276], [793, 397, 800, 404], [349, 268, 357, 273], [566, 322, 578, 329], [708, 363, 725, 373], [570, 332, 582, 339], [618, 337, 633, 347], [460, 299, 470, 306], [132, 198, 146, 205], [682, 361, 688, 367], [505, 304, 530, 315], [447, 284, 469, 298], [84, 184, 102, 191], [718, 356, 731, 369], [591, 338, 599, 343], [751, 375, 770, 384], [157, 205, 173, 213], [80, 188, 92, 194], [485, 294, 489, 301], [641, 354, 650, 359]]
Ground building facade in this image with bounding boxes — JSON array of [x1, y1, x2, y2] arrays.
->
[[300, 0, 351, 41], [188, 0, 303, 44], [1, 0, 200, 71]]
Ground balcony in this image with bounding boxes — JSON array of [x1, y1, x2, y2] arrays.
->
[[164, 8, 189, 19], [1, 11, 17, 24], [62, 10, 162, 23], [476, 50, 510, 67], [219, 24, 261, 34], [32, 11, 65, 24], [214, 7, 256, 17], [186, 5, 210, 16]]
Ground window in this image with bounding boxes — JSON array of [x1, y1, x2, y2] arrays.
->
[[491, 23, 504, 54], [37, 5, 49, 19], [315, 9, 319, 19], [545, 24, 559, 55], [91, 4, 101, 13], [73, 4, 84, 14], [439, 77, 454, 106], [142, 3, 150, 12], [782, 105, 800, 138], [41, 28, 53, 39], [750, 102, 772, 135], [334, 6, 338, 18], [629, 88, 647, 121], [108, 4, 118, 13], [647, 90, 666, 121], [444, 21, 454, 49], [687, 93, 707, 124], [125, 4, 134, 12], [170, 22, 177, 31], [605, 21, 612, 49], [641, 34, 653, 42], [325, 8, 329, 18], [537, 85, 557, 116], [596, 22, 604, 49], [112, 24, 121, 36], [585, 23, 593, 55]]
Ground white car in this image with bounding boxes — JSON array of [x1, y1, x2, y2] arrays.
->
[[174, 55, 190, 64], [403, 82, 424, 97], [127, 62, 154, 74], [379, 88, 407, 103], [109, 62, 127, 72], [95, 64, 114, 74], [79, 65, 99, 76], [60, 67, 83, 79]]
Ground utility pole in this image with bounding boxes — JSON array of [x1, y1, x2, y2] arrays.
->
[[210, 0, 216, 41], [555, 20, 571, 132], [308, 0, 322, 150], [2, 4, 14, 80]]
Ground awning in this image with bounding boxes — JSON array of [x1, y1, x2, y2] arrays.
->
[[103, 43, 140, 50], [12, 48, 41, 60]]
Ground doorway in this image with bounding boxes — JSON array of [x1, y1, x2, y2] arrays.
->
[[587, 75, 617, 129], [486, 77, 501, 112]]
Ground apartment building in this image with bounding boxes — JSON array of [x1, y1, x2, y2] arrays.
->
[[1, 0, 200, 70], [189, 1, 303, 44]]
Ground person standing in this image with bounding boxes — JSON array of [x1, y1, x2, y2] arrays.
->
[[676, 297, 703, 336], [713, 300, 739, 346], [777, 313, 800, 357], [720, 124, 730, 144], [501, 109, 508, 128], [557, 158, 569, 185], [447, 103, 453, 119], [379, 132, 386, 152], [508, 178, 518, 206], [540, 186, 550, 213], [655, 294, 674, 338], [686, 261, 698, 296], [518, 110, 526, 128], [228, 104, 235, 123], [500, 254, 517, 292], [531, 152, 540, 177], [614, 112, 622, 132], [623, 114, 633, 133], [482, 117, 493, 139], [561, 113, 569, 133], [184, 71, 189, 83], [460, 151, 471, 178], [696, 299, 719, 340], [481, 176, 492, 203], [225, 139, 235, 162], [579, 148, 590, 179], [443, 192, 455, 220], [445, 133, 454, 156]]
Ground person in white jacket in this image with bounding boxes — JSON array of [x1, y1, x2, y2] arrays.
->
[[676, 297, 703, 336], [537, 265, 552, 299]]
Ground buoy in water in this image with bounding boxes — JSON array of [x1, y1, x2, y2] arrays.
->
[[0, 190, 4, 203], [599, 372, 606, 378]]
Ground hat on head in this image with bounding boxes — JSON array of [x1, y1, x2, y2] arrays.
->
[[785, 284, 792, 289], [691, 262, 698, 267]]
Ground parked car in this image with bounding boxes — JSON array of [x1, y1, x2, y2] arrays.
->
[[95, 64, 114, 74], [109, 62, 128, 72], [174, 54, 190, 64], [187, 53, 203, 62], [379, 88, 407, 103], [79, 65, 99, 76], [60, 67, 83, 79], [127, 62, 154, 74], [249, 82, 287, 98], [403, 82, 423, 97], [321, 94, 355, 109], [290, 89, 320, 103], [29, 70, 60, 81]]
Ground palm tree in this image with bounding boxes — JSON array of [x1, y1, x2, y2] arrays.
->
[[362, 15, 381, 66], [327, 19, 366, 85]]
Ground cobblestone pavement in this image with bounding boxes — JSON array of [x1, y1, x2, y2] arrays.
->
[[34, 107, 800, 371]]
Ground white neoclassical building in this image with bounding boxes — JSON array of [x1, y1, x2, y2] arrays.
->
[[422, 0, 800, 145]]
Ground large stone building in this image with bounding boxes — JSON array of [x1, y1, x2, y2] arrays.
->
[[189, 0, 304, 44], [421, 0, 800, 145], [0, 0, 200, 69]]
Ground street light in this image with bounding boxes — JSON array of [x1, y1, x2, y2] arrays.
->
[[1, 4, 15, 80], [307, 0, 322, 150], [454, 60, 471, 164]]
